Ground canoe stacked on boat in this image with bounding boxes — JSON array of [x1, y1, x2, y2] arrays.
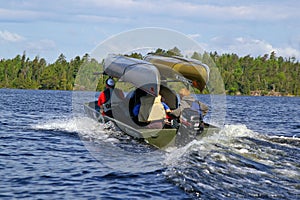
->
[[144, 54, 209, 91], [104, 54, 209, 94]]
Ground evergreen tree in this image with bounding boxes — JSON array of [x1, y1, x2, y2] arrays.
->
[[0, 49, 299, 96]]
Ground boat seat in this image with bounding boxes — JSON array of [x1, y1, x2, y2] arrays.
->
[[128, 88, 147, 117], [159, 85, 178, 110]]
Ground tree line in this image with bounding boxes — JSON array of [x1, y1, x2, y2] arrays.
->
[[0, 49, 299, 96]]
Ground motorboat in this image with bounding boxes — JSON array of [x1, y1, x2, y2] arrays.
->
[[84, 54, 219, 149]]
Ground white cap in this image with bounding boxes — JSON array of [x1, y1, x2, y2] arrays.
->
[[106, 78, 115, 87]]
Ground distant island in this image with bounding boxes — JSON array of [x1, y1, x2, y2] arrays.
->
[[0, 48, 299, 96]]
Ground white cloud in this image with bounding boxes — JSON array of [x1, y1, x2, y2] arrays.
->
[[187, 33, 201, 40], [276, 47, 300, 59], [229, 37, 274, 55], [0, 30, 24, 42], [0, 8, 39, 22], [0, 0, 299, 61], [73, 0, 300, 22], [207, 36, 300, 59], [3, 0, 297, 23], [27, 39, 56, 53], [76, 14, 131, 24]]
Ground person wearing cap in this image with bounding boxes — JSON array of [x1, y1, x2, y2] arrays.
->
[[169, 88, 208, 130], [97, 78, 119, 117]]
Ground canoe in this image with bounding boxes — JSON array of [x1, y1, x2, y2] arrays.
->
[[103, 54, 161, 96], [144, 54, 209, 91]]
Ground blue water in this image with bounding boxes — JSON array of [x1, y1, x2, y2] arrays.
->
[[0, 89, 299, 199]]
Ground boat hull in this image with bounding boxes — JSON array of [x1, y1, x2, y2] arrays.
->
[[84, 101, 219, 149]]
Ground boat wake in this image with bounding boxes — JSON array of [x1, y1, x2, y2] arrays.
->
[[32, 116, 123, 141], [33, 116, 165, 173], [163, 124, 300, 199], [32, 118, 299, 198]]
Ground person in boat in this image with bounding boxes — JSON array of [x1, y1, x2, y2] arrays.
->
[[169, 88, 208, 130], [160, 94, 175, 127], [132, 94, 171, 129], [97, 78, 124, 118]]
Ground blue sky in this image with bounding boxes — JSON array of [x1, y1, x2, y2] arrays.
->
[[1, 0, 300, 63]]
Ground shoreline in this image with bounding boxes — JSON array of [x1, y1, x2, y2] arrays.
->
[[1, 87, 298, 97]]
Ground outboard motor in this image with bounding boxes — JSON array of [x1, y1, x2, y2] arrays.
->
[[175, 108, 204, 147]]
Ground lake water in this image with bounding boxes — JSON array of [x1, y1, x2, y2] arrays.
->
[[0, 89, 299, 199]]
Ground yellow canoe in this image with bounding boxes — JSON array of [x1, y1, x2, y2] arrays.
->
[[144, 54, 209, 91]]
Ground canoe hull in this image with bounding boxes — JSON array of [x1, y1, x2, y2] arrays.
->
[[144, 55, 209, 91], [104, 54, 161, 96]]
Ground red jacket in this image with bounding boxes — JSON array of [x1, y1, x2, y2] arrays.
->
[[97, 88, 111, 116], [97, 91, 107, 107], [98, 88, 124, 117]]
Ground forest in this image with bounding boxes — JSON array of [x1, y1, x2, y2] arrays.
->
[[0, 48, 299, 96]]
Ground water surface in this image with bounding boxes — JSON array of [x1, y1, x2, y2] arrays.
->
[[0, 89, 299, 199]]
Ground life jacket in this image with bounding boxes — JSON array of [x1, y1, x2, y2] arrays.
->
[[102, 88, 113, 113], [138, 95, 165, 122]]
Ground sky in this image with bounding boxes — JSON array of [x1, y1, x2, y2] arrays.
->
[[1, 0, 300, 63]]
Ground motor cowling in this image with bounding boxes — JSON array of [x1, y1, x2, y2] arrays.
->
[[175, 108, 204, 147], [180, 108, 204, 133]]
